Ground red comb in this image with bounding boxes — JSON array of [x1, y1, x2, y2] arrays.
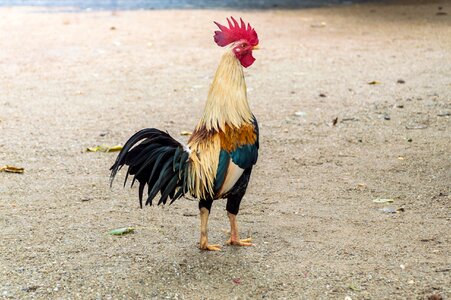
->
[[213, 17, 259, 47]]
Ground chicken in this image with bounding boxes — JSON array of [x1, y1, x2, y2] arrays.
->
[[110, 17, 259, 251]]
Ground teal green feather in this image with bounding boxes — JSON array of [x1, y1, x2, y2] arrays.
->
[[213, 150, 230, 192], [230, 144, 258, 169]]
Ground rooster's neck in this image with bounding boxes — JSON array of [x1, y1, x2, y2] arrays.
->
[[198, 51, 253, 132]]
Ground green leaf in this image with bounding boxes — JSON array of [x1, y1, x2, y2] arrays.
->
[[108, 227, 135, 235]]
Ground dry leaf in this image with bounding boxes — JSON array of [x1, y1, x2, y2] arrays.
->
[[86, 145, 123, 152], [311, 22, 326, 28], [0, 165, 24, 174], [406, 121, 428, 130], [180, 131, 192, 136], [332, 117, 338, 126], [373, 198, 394, 203], [368, 81, 381, 85], [355, 183, 367, 190], [108, 227, 134, 235]]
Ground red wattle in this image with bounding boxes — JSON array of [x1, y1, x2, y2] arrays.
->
[[239, 52, 255, 68]]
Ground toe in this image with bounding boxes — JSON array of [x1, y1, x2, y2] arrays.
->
[[237, 241, 254, 247], [226, 238, 255, 247], [202, 244, 222, 251]]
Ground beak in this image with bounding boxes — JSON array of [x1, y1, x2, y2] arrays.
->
[[253, 44, 260, 50]]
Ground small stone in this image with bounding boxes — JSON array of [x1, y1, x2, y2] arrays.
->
[[428, 294, 443, 300], [379, 207, 397, 214]]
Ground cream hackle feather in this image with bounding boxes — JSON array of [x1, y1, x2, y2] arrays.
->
[[197, 50, 253, 132]]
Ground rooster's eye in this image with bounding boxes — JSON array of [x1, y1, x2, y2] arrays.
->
[[242, 43, 247, 48]]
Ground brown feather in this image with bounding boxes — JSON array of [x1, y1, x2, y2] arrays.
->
[[219, 123, 257, 152]]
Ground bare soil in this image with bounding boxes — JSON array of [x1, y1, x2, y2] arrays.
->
[[0, 2, 450, 299]]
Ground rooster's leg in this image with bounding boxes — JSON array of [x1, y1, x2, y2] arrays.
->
[[225, 187, 254, 247], [226, 212, 254, 246], [199, 200, 221, 251]]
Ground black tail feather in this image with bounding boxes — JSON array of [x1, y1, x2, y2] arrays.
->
[[110, 128, 189, 207]]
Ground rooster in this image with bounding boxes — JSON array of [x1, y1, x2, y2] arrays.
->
[[110, 17, 259, 251]]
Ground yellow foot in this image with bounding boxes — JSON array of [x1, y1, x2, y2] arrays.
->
[[226, 237, 254, 247], [200, 244, 222, 251]]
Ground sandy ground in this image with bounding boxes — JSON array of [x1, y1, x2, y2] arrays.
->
[[0, 2, 450, 299]]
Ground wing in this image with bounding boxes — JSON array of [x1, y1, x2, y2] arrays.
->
[[214, 117, 259, 197]]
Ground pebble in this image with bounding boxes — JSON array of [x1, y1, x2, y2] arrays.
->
[[295, 111, 307, 117]]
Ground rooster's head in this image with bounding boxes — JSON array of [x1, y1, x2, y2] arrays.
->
[[213, 17, 259, 68]]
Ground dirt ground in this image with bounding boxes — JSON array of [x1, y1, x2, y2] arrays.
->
[[0, 1, 450, 299]]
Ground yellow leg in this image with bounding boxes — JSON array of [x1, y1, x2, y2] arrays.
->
[[226, 212, 254, 246], [199, 207, 221, 251]]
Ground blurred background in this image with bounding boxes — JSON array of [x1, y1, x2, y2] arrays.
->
[[0, 0, 449, 299], [0, 0, 371, 10]]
